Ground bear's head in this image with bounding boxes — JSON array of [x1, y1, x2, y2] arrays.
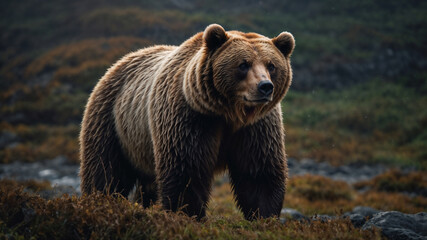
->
[[184, 24, 295, 127]]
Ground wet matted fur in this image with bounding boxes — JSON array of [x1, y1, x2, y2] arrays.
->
[[80, 24, 295, 220]]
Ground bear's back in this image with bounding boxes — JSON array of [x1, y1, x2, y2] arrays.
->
[[113, 45, 176, 174]]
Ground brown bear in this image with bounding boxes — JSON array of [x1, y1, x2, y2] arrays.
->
[[79, 24, 295, 220]]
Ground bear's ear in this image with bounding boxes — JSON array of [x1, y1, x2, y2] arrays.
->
[[203, 24, 228, 52], [272, 32, 295, 57]]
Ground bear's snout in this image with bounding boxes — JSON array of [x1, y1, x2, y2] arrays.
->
[[257, 80, 274, 97]]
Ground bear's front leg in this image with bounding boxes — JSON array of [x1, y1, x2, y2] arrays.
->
[[152, 110, 221, 219], [227, 109, 287, 220]]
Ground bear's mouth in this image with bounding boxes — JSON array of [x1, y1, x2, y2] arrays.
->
[[243, 96, 272, 103]]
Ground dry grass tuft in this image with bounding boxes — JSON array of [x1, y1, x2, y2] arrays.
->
[[0, 179, 52, 192], [288, 175, 354, 201]]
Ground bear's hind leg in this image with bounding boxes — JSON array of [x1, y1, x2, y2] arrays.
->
[[80, 126, 138, 197], [80, 70, 140, 198], [133, 173, 158, 208]]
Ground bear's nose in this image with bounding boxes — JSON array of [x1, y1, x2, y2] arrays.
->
[[257, 80, 274, 97]]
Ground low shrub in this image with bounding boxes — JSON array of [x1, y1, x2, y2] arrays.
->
[[0, 180, 382, 240], [354, 169, 427, 195], [288, 175, 354, 201]]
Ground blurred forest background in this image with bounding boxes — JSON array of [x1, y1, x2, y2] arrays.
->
[[1, 0, 426, 170]]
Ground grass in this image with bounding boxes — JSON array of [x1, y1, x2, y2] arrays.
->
[[284, 174, 427, 215], [1, 170, 425, 239], [283, 78, 427, 169], [354, 169, 427, 194], [0, 177, 386, 240], [0, 123, 79, 164]]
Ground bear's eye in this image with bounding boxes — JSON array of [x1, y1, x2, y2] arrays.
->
[[239, 61, 250, 73], [267, 63, 276, 72]]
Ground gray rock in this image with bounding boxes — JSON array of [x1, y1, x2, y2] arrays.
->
[[0, 131, 18, 148], [287, 158, 296, 168], [343, 206, 380, 228], [287, 158, 387, 184], [281, 208, 308, 221], [279, 218, 287, 224], [351, 206, 379, 219], [0, 157, 81, 193], [50, 155, 68, 165], [346, 213, 366, 228], [312, 214, 337, 222], [362, 211, 427, 240]]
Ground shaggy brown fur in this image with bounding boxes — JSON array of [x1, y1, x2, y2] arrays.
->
[[80, 24, 295, 220]]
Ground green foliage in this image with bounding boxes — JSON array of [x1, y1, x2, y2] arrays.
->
[[283, 78, 427, 169]]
